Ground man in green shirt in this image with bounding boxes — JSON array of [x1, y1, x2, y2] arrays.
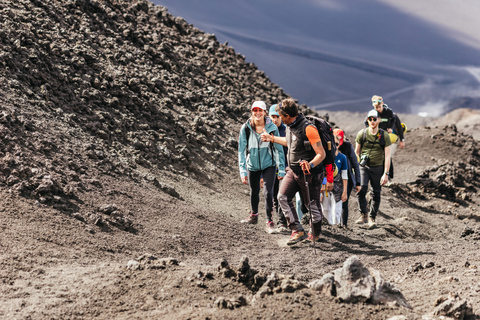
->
[[354, 110, 391, 229]]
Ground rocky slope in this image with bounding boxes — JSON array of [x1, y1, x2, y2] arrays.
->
[[0, 0, 309, 212]]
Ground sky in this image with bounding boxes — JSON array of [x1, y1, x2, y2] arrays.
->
[[153, 0, 480, 115]]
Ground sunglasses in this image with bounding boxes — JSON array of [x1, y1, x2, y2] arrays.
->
[[372, 99, 382, 104], [278, 102, 289, 115], [252, 108, 264, 112], [367, 117, 378, 122]]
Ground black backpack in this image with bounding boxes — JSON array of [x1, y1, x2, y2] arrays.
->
[[304, 115, 336, 166]]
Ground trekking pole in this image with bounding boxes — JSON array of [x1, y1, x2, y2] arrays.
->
[[300, 160, 316, 255]]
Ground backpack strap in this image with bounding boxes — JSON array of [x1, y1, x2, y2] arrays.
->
[[244, 121, 251, 155], [361, 128, 385, 149]]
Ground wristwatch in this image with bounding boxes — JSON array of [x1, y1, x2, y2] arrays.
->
[[384, 172, 389, 176]]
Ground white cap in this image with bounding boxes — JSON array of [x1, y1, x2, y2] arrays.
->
[[367, 109, 378, 118], [251, 101, 267, 111]]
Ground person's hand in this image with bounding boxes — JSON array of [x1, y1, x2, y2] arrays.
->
[[260, 129, 271, 142], [355, 185, 361, 193], [299, 160, 311, 175], [326, 181, 334, 192], [381, 173, 389, 186], [320, 185, 325, 193], [241, 176, 248, 185], [387, 128, 393, 133], [341, 192, 348, 202], [260, 178, 264, 188], [399, 141, 405, 149]]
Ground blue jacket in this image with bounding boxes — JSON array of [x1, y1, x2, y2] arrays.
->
[[238, 117, 286, 178]]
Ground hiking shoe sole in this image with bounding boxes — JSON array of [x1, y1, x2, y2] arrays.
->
[[286, 234, 308, 246]]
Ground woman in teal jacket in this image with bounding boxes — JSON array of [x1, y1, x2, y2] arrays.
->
[[238, 101, 285, 232]]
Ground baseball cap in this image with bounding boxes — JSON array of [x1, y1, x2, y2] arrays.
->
[[333, 128, 344, 146], [251, 101, 266, 111], [367, 109, 378, 118], [269, 104, 279, 116]]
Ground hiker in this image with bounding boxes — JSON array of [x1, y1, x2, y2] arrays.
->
[[355, 109, 391, 229], [321, 147, 348, 225], [372, 95, 405, 154], [333, 129, 361, 228], [238, 101, 286, 232], [261, 98, 329, 245], [268, 104, 289, 233], [371, 95, 405, 179]]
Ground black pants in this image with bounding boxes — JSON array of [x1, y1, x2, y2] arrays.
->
[[341, 180, 354, 227], [278, 167, 323, 235], [357, 165, 383, 219], [247, 166, 276, 221]]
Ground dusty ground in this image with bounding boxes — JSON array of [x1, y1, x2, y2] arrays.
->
[[2, 117, 480, 320]]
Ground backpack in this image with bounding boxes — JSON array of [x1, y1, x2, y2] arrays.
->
[[359, 128, 386, 149], [304, 115, 336, 166]]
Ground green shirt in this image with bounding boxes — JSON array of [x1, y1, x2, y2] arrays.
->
[[355, 129, 391, 167]]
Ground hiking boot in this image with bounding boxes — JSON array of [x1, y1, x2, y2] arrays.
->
[[286, 230, 307, 246], [367, 217, 377, 229], [355, 213, 368, 224], [266, 221, 277, 234], [241, 213, 258, 224], [276, 225, 290, 234], [302, 233, 320, 243]]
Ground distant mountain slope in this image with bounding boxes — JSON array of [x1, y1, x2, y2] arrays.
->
[[156, 0, 480, 115]]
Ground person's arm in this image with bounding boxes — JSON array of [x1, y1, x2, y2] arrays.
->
[[355, 141, 361, 158], [348, 144, 361, 189], [386, 109, 395, 133], [305, 126, 326, 168], [342, 177, 348, 202], [238, 125, 248, 184], [381, 145, 391, 185], [261, 130, 287, 147]]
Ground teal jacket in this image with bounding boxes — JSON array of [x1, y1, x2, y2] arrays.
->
[[238, 117, 286, 178]]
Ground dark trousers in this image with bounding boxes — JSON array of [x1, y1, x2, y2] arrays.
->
[[357, 165, 383, 219], [341, 180, 354, 227], [273, 176, 288, 227], [247, 166, 276, 221], [278, 167, 323, 235]]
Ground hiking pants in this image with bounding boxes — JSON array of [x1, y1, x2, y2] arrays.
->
[[247, 166, 276, 221], [341, 180, 354, 227], [278, 167, 323, 235], [273, 175, 288, 227], [358, 165, 383, 219]]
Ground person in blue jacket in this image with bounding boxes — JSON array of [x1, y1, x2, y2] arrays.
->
[[268, 104, 289, 233], [238, 101, 286, 232]]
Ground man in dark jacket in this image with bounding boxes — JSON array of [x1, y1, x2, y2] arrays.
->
[[333, 129, 361, 228], [261, 98, 327, 245], [371, 95, 405, 179]]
